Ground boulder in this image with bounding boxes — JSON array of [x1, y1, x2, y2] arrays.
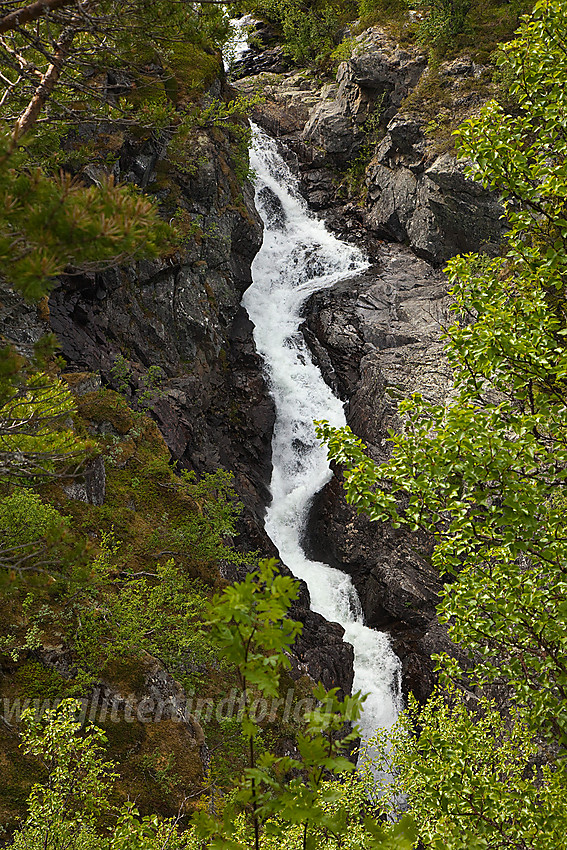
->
[[63, 455, 106, 506]]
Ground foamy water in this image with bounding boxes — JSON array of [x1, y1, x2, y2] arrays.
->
[[242, 126, 402, 767]]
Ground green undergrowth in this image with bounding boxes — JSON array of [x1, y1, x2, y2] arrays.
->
[[355, 0, 532, 63], [401, 63, 494, 153], [0, 382, 311, 832]]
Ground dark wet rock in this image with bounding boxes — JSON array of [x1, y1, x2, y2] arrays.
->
[[0, 285, 51, 359], [302, 243, 460, 701], [290, 607, 355, 696], [233, 45, 292, 79], [257, 185, 287, 229], [221, 557, 355, 696], [230, 19, 292, 80], [306, 474, 442, 702]]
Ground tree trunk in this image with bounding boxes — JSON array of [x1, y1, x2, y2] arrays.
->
[[14, 25, 75, 136]]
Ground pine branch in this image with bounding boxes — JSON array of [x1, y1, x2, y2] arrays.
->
[[0, 0, 77, 35]]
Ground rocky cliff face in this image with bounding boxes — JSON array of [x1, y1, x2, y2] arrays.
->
[[302, 245, 469, 701], [1, 26, 505, 711], [0, 111, 272, 543], [237, 27, 504, 264], [234, 27, 503, 699], [48, 123, 275, 548], [365, 119, 504, 263]]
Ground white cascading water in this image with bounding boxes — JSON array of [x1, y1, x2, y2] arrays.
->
[[223, 15, 255, 72], [242, 125, 402, 766]]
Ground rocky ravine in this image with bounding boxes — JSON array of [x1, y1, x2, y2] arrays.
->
[[236, 25, 505, 265], [233, 26, 504, 700], [0, 75, 354, 700]]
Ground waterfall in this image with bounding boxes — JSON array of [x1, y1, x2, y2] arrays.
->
[[242, 125, 402, 768], [224, 16, 255, 72]]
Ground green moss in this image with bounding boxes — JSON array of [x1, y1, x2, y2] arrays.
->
[[400, 65, 496, 153], [167, 45, 221, 102], [0, 377, 299, 827], [0, 726, 44, 832], [77, 389, 134, 435], [12, 661, 66, 702], [101, 656, 147, 699], [401, 68, 452, 121], [441, 0, 533, 63]]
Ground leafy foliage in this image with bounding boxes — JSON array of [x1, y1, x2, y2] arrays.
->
[[10, 698, 190, 850], [317, 1, 567, 846], [372, 689, 567, 850], [0, 490, 67, 548], [14, 699, 115, 848], [194, 559, 415, 850], [71, 547, 217, 690], [233, 0, 352, 65], [0, 490, 74, 587], [64, 465, 250, 687], [8, 568, 415, 850]]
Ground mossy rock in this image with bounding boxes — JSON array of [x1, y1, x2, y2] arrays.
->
[[101, 655, 148, 700], [77, 389, 134, 435]]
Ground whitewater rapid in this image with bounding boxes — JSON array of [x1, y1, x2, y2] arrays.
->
[[242, 126, 402, 764]]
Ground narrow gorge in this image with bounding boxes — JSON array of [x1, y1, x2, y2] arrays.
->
[[2, 1, 565, 845], [0, 17, 503, 742], [0, 0, 523, 831]]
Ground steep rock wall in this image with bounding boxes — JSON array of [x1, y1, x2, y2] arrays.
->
[[46, 123, 273, 548]]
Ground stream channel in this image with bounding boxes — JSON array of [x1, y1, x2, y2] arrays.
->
[[241, 125, 403, 768]]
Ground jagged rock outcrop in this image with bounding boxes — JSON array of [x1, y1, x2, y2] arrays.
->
[[232, 28, 506, 697], [290, 606, 355, 696], [220, 558, 355, 697], [365, 118, 505, 264], [302, 29, 427, 165], [0, 119, 271, 541], [230, 18, 292, 78]]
